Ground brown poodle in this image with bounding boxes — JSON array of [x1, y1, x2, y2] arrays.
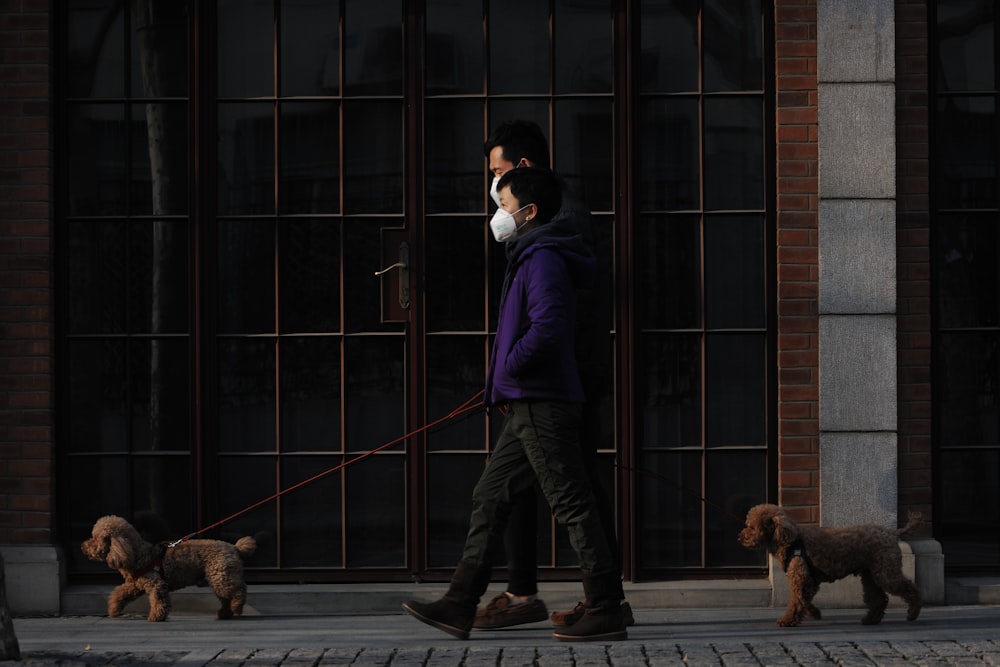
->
[[738, 503, 922, 627], [82, 515, 257, 622]]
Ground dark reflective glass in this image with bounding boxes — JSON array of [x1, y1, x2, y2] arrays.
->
[[705, 215, 765, 329], [640, 98, 699, 211], [346, 455, 405, 566], [68, 221, 126, 334], [426, 0, 483, 94], [343, 219, 404, 334], [936, 96, 997, 209], [279, 102, 340, 214], [67, 0, 124, 98], [703, 0, 763, 92], [280, 0, 340, 96], [427, 453, 483, 567], [939, 449, 1000, 566], [637, 333, 701, 447], [279, 221, 341, 333], [554, 99, 613, 212], [344, 337, 403, 452], [128, 220, 189, 334], [218, 103, 276, 215], [281, 457, 343, 566], [131, 457, 193, 542], [637, 450, 701, 568], [489, 0, 548, 94], [344, 0, 402, 96], [426, 335, 488, 452], [489, 101, 548, 148], [935, 215, 1000, 328], [637, 215, 700, 330], [640, 0, 698, 93], [130, 102, 189, 215], [343, 102, 403, 214], [218, 338, 277, 453], [130, 2, 189, 97], [219, 459, 277, 563], [130, 339, 190, 452], [704, 98, 764, 210], [67, 457, 128, 572], [938, 332, 1000, 447], [936, 0, 995, 92], [425, 101, 484, 214], [280, 337, 341, 452], [426, 218, 487, 331], [68, 339, 126, 453], [554, 0, 611, 94], [68, 104, 126, 217], [705, 451, 766, 566], [218, 220, 275, 334], [705, 334, 765, 446], [217, 0, 273, 98]]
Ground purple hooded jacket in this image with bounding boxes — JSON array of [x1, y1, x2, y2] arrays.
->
[[484, 223, 596, 406]]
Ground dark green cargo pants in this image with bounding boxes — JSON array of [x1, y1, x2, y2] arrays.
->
[[460, 399, 617, 577]]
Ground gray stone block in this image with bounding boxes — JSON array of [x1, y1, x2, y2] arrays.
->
[[819, 199, 896, 314], [818, 0, 894, 83], [819, 314, 897, 431], [818, 83, 896, 199], [819, 431, 897, 526]]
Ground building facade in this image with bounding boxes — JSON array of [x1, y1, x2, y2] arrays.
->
[[0, 0, 996, 613]]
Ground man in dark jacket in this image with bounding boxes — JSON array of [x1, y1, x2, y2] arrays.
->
[[402, 167, 628, 642]]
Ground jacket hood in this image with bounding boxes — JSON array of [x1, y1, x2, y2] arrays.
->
[[504, 222, 595, 290]]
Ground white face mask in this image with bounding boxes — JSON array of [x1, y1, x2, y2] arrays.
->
[[489, 204, 530, 242], [490, 176, 502, 208]]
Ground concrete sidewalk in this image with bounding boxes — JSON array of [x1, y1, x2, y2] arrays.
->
[[3, 604, 1000, 666]]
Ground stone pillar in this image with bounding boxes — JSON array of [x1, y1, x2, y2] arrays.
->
[[0, 553, 21, 661]]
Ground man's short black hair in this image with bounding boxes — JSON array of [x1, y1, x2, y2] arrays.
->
[[497, 166, 562, 226], [484, 120, 550, 167]]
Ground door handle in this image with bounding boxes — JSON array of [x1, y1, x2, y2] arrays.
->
[[374, 241, 410, 309]]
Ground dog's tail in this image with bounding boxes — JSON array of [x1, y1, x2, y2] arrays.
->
[[235, 536, 257, 559], [897, 510, 923, 537]]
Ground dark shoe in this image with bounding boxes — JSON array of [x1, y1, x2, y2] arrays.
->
[[551, 600, 634, 627], [474, 593, 548, 629], [551, 604, 627, 642], [401, 598, 474, 640]]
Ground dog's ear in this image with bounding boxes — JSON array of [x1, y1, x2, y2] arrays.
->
[[771, 512, 800, 546], [106, 534, 136, 570]]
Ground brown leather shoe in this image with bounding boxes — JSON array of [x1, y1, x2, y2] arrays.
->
[[551, 603, 628, 642], [473, 593, 548, 629], [551, 600, 634, 627]]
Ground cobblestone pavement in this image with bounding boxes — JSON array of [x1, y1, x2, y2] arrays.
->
[[3, 606, 999, 666]]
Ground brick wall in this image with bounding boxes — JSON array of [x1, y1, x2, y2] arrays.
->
[[0, 2, 54, 545], [774, 0, 820, 523], [895, 0, 933, 534]]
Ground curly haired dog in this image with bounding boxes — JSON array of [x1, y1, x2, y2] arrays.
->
[[738, 503, 922, 627], [82, 515, 257, 622]]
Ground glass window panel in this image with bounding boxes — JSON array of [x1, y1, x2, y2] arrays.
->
[[344, 337, 403, 452], [938, 332, 1000, 447], [705, 451, 766, 567], [218, 338, 277, 453], [218, 220, 275, 334], [935, 215, 1000, 328], [939, 449, 1000, 566], [281, 457, 343, 567], [639, 0, 698, 93], [219, 458, 276, 564], [426, 0, 483, 95], [427, 453, 482, 567], [279, 102, 340, 214], [131, 457, 193, 543], [280, 337, 342, 453], [217, 0, 273, 98], [343, 102, 403, 214], [68, 104, 126, 217], [279, 220, 341, 333], [705, 215, 765, 329], [935, 96, 997, 210], [554, 99, 613, 213], [426, 218, 487, 331], [346, 454, 405, 566], [130, 1, 189, 98], [637, 215, 700, 330], [489, 101, 549, 152], [426, 336, 488, 452], [637, 450, 702, 568], [703, 0, 764, 92], [705, 334, 765, 446], [68, 339, 127, 453], [130, 339, 191, 452], [640, 98, 699, 211], [554, 0, 611, 94], [67, 457, 128, 572], [342, 219, 403, 334], [218, 103, 276, 215], [67, 221, 126, 334], [425, 101, 484, 214], [344, 0, 402, 96], [638, 333, 701, 447], [130, 103, 189, 216], [280, 0, 340, 96], [936, 0, 996, 92], [67, 0, 124, 98], [704, 97, 764, 210], [489, 0, 548, 94], [128, 220, 189, 334]]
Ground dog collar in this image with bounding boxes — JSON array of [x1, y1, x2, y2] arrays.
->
[[131, 542, 168, 578]]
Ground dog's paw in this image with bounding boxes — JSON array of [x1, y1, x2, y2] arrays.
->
[[775, 616, 801, 627], [861, 612, 884, 625]]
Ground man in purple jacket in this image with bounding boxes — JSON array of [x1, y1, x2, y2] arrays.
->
[[402, 167, 628, 643]]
